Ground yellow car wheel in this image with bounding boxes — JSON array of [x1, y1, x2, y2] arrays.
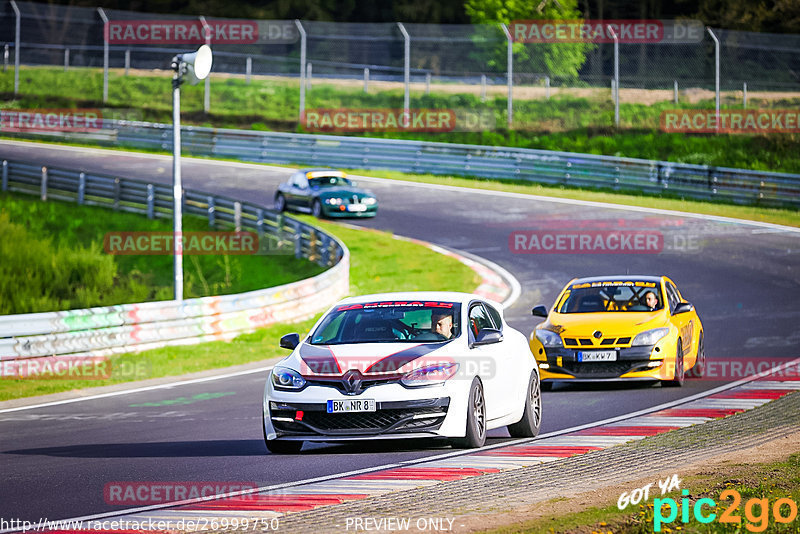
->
[[663, 340, 685, 387]]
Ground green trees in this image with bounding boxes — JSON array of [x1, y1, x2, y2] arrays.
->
[[465, 0, 593, 80]]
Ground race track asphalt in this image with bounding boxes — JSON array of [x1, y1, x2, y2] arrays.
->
[[0, 141, 797, 523]]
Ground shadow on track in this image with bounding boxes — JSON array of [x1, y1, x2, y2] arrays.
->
[[3, 439, 266, 458], [4, 437, 516, 457]]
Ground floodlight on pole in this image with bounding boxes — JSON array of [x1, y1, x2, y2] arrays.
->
[[170, 44, 212, 302]]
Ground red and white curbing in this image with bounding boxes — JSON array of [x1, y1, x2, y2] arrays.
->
[[33, 368, 799, 533]]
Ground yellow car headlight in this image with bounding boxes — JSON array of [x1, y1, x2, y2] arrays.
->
[[535, 329, 563, 348], [631, 328, 669, 346]]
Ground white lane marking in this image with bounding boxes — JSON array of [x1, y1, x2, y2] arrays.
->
[[741, 381, 800, 389], [0, 366, 272, 414], [422, 459, 530, 469], [683, 399, 772, 409], [522, 436, 644, 447], [604, 416, 709, 427], [464, 246, 503, 253], [2, 139, 797, 234]]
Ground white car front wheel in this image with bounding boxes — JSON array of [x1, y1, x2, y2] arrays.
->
[[451, 377, 486, 449]]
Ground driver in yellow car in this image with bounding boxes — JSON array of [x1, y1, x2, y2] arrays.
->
[[644, 291, 661, 311]]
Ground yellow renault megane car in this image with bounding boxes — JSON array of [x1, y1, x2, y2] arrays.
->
[[529, 275, 704, 389]]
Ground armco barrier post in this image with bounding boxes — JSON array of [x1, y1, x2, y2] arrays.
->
[[234, 201, 242, 232], [246, 56, 252, 84], [78, 172, 85, 204], [1, 160, 7, 191], [64, 48, 69, 71], [40, 167, 48, 201], [125, 49, 130, 75], [207, 196, 216, 227], [146, 184, 154, 218], [113, 177, 121, 210]]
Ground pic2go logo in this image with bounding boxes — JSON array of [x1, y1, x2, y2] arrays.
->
[[654, 489, 799, 532]]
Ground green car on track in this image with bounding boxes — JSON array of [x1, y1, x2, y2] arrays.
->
[[274, 169, 378, 218]]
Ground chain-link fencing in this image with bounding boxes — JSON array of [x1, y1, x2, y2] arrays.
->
[[1, 1, 799, 133]]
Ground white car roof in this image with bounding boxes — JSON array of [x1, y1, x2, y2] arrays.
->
[[336, 291, 501, 308]]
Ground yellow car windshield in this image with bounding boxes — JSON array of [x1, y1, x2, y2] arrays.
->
[[557, 283, 663, 313]]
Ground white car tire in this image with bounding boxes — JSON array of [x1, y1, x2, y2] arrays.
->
[[451, 377, 487, 449]]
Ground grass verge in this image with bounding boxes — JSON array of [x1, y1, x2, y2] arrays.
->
[[481, 452, 800, 533], [0, 218, 481, 401], [0, 191, 324, 314]]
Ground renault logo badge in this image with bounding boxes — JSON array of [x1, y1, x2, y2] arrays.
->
[[342, 369, 363, 395]]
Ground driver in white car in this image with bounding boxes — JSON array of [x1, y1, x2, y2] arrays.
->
[[432, 311, 454, 339]]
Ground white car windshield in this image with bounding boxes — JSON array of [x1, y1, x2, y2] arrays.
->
[[310, 301, 461, 344], [557, 281, 664, 313]]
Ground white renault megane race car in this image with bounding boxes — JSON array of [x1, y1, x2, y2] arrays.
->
[[262, 292, 542, 453]]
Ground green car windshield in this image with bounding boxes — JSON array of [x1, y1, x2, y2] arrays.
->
[[309, 175, 351, 188], [556, 281, 664, 313]]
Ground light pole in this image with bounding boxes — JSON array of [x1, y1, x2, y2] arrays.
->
[[170, 44, 212, 301]]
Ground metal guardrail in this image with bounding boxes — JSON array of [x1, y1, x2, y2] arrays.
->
[[41, 119, 798, 208], [0, 158, 349, 360]]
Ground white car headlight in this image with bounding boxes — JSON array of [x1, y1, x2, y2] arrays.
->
[[271, 367, 306, 390], [401, 363, 459, 387], [362, 197, 377, 205], [631, 328, 669, 346], [324, 197, 343, 205], [535, 329, 563, 348]]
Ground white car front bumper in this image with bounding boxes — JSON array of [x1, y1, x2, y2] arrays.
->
[[262, 378, 473, 442]]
